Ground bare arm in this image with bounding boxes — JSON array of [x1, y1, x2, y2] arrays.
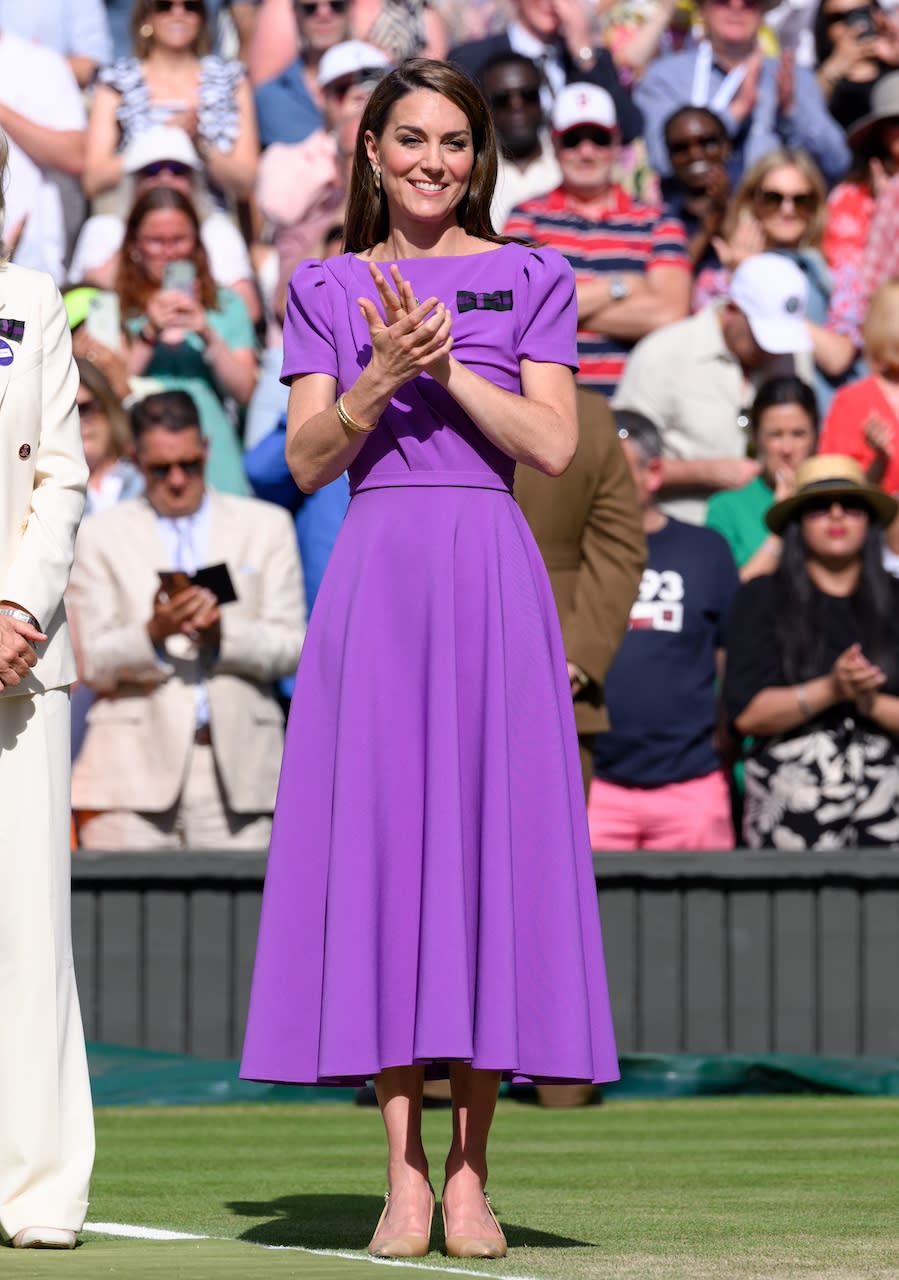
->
[[612, 0, 679, 76], [807, 320, 857, 379], [68, 55, 99, 88], [82, 84, 125, 198], [202, 76, 260, 200], [660, 455, 761, 495], [734, 672, 841, 736], [0, 103, 85, 176], [577, 264, 691, 341], [231, 1, 260, 63], [247, 0, 297, 85]]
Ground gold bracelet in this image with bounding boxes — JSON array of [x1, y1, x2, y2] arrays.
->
[[335, 393, 378, 434]]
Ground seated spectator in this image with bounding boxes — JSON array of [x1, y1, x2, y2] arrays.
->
[[119, 186, 256, 495], [515, 387, 647, 790], [697, 147, 860, 408], [603, 0, 701, 84], [661, 105, 732, 274], [69, 390, 305, 851], [614, 252, 815, 523], [0, 29, 86, 282], [820, 279, 899, 496], [74, 357, 145, 517], [70, 125, 259, 326], [107, 0, 258, 62], [813, 0, 899, 130], [725, 454, 899, 848], [249, 0, 352, 147], [0, 1, 112, 88], [481, 52, 562, 232], [706, 373, 818, 578], [352, 0, 449, 59], [587, 411, 739, 852], [449, 0, 644, 143], [84, 0, 259, 203], [634, 0, 851, 184], [505, 83, 690, 400]]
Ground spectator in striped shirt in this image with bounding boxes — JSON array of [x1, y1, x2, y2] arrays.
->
[[505, 83, 691, 400]]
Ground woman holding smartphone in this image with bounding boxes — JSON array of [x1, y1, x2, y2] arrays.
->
[[120, 186, 255, 494]]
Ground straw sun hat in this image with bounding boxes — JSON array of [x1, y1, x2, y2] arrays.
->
[[765, 455, 899, 534]]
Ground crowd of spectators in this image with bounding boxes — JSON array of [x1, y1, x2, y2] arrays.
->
[[8, 0, 899, 850]]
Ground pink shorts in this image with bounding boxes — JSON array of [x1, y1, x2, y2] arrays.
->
[[587, 770, 735, 851]]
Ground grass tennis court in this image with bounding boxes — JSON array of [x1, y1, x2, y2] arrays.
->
[[7, 1097, 898, 1279]]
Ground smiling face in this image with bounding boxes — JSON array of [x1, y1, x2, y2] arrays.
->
[[294, 0, 350, 58], [147, 0, 204, 53], [555, 125, 617, 197], [365, 89, 475, 236], [483, 61, 543, 161], [752, 164, 818, 249], [700, 0, 765, 56], [665, 110, 729, 192]]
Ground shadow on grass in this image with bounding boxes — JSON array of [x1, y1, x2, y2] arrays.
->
[[227, 1194, 594, 1251]]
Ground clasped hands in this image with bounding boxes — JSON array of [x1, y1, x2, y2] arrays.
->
[[148, 583, 220, 649], [0, 611, 46, 689], [145, 289, 208, 346], [831, 642, 887, 715], [357, 262, 453, 389]]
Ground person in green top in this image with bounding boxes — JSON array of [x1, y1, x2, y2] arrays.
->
[[706, 375, 818, 581]]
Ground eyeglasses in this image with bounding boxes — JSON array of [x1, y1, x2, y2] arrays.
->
[[78, 399, 104, 419], [801, 495, 870, 518], [755, 189, 817, 214], [298, 0, 346, 14], [146, 457, 205, 480], [667, 132, 724, 157], [490, 87, 541, 109], [151, 0, 203, 13], [139, 160, 193, 179], [558, 125, 616, 149], [136, 233, 196, 252]]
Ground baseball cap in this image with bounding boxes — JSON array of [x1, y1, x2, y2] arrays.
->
[[551, 82, 617, 134], [729, 254, 812, 355], [123, 125, 201, 175], [318, 40, 391, 91]]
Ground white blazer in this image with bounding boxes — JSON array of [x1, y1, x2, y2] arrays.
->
[[0, 261, 87, 697]]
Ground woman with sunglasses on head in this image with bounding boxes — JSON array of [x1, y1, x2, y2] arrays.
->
[[725, 454, 899, 848], [240, 58, 618, 1259], [83, 0, 259, 202], [117, 185, 255, 495], [695, 148, 860, 408]]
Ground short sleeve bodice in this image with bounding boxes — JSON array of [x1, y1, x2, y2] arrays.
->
[[99, 55, 244, 152], [280, 243, 577, 494]]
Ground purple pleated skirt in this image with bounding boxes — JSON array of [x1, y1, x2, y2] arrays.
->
[[240, 477, 619, 1086]]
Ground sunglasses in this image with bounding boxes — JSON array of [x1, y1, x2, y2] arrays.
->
[[146, 458, 204, 480], [801, 495, 870, 517], [824, 4, 872, 23], [298, 0, 346, 14], [709, 0, 766, 9], [490, 87, 541, 109], [78, 399, 103, 419], [667, 132, 724, 157], [558, 125, 616, 149], [151, 0, 204, 13], [755, 188, 817, 214], [139, 160, 193, 178]]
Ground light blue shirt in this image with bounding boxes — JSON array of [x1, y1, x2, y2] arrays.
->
[[635, 47, 850, 185], [0, 0, 112, 64]]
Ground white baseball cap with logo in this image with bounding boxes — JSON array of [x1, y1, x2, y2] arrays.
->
[[318, 40, 391, 91], [729, 253, 812, 354], [123, 125, 202, 175], [551, 82, 618, 135]]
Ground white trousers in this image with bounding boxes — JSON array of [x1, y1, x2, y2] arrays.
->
[[0, 689, 94, 1237]]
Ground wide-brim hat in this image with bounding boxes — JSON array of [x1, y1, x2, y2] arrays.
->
[[846, 70, 899, 152], [765, 454, 899, 533]]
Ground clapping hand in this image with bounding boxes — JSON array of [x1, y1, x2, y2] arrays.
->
[[832, 642, 887, 715], [713, 213, 765, 271], [729, 49, 762, 124], [863, 412, 893, 484], [357, 262, 453, 388], [776, 49, 796, 117]]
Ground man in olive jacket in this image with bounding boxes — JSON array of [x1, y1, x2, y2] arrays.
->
[[516, 386, 646, 793]]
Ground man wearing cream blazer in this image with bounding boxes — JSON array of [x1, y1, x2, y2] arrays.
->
[[69, 390, 305, 849], [0, 252, 94, 1247]]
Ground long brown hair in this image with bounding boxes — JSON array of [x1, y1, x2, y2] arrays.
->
[[344, 58, 503, 253], [130, 0, 211, 58], [75, 357, 133, 460], [117, 186, 218, 317]]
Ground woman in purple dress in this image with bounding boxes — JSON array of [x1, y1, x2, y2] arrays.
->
[[240, 58, 618, 1260]]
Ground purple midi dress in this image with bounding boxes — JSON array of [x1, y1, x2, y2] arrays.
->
[[240, 243, 619, 1086]]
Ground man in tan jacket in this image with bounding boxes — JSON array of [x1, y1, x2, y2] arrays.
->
[[516, 386, 646, 792], [69, 390, 305, 850]]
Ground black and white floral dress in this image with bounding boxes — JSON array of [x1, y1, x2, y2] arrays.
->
[[98, 55, 243, 154], [726, 575, 899, 850]]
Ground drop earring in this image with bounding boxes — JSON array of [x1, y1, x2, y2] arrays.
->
[[139, 22, 154, 38], [373, 168, 381, 193]]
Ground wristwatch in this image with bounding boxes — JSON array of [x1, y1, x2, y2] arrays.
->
[[608, 275, 630, 302], [0, 606, 39, 629], [575, 44, 595, 69]]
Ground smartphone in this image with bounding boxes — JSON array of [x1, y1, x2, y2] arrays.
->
[[85, 291, 121, 348], [162, 259, 197, 297]]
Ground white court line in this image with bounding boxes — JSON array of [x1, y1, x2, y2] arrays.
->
[[84, 1221, 544, 1279]]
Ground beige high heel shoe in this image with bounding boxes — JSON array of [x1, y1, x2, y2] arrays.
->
[[442, 1191, 507, 1259], [367, 1185, 435, 1258]]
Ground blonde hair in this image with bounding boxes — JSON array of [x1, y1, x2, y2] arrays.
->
[[863, 278, 899, 368], [726, 148, 827, 249], [0, 128, 10, 266]]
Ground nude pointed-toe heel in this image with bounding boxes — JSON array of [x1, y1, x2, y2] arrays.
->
[[442, 1192, 507, 1259], [367, 1187, 435, 1258]]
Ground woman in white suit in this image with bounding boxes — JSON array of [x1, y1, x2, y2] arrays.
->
[[0, 128, 94, 1250]]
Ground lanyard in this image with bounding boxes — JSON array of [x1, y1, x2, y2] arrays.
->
[[690, 40, 749, 113]]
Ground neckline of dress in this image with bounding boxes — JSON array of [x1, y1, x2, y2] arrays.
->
[[351, 243, 515, 264]]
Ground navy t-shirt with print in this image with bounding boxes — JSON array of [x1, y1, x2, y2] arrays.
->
[[593, 517, 739, 787]]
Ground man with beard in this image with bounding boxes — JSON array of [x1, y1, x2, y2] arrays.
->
[[482, 52, 561, 231]]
